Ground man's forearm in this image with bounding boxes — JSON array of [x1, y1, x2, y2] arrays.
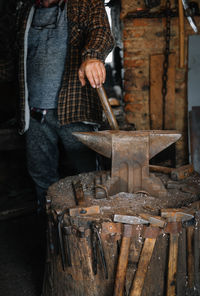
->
[[81, 0, 114, 63]]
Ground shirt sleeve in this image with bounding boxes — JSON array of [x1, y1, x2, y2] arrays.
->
[[81, 0, 115, 63]]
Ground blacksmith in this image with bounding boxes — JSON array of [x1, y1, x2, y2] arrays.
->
[[17, 0, 114, 211]]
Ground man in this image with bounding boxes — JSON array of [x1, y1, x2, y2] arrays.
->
[[16, 0, 114, 210]]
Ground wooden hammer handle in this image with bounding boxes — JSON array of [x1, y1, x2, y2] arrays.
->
[[187, 226, 194, 288], [97, 86, 119, 130], [167, 233, 179, 296], [129, 237, 156, 296], [113, 224, 132, 296]]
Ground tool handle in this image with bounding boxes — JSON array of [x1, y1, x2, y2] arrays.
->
[[129, 238, 156, 296], [113, 224, 132, 296], [167, 233, 179, 296], [96, 86, 119, 130], [187, 226, 194, 288]]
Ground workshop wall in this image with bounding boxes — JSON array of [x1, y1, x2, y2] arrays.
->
[[121, 0, 200, 165]]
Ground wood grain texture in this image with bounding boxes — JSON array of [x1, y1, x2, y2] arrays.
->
[[129, 238, 156, 296]]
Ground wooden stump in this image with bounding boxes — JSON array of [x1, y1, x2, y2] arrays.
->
[[42, 171, 200, 296]]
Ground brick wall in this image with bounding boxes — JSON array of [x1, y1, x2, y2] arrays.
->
[[122, 13, 200, 165]]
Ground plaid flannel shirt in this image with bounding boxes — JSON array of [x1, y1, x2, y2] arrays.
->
[[17, 0, 114, 134]]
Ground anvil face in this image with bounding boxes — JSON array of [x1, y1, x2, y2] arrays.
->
[[72, 130, 181, 197]]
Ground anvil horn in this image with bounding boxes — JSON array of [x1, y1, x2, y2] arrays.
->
[[72, 131, 113, 158], [149, 131, 181, 159], [73, 130, 181, 159]]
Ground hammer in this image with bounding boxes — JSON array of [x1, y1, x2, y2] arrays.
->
[[113, 214, 149, 296], [161, 209, 194, 296], [96, 86, 119, 131], [129, 214, 166, 296]]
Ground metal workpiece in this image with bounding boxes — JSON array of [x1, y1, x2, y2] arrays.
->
[[73, 130, 181, 198]]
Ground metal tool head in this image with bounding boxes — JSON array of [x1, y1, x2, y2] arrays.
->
[[161, 209, 194, 222], [114, 214, 149, 225], [72, 130, 114, 158], [139, 213, 166, 228], [182, 0, 198, 33]]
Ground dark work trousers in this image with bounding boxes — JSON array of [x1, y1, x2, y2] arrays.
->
[[26, 109, 97, 210]]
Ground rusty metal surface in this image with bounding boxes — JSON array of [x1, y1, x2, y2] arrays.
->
[[73, 130, 181, 198]]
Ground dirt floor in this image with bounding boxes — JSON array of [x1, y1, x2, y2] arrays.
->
[[0, 150, 45, 296]]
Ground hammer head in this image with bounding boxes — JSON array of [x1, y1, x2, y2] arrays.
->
[[161, 209, 194, 222], [114, 214, 149, 225], [139, 213, 166, 228]]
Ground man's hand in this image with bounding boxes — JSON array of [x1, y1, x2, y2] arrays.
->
[[78, 59, 106, 88]]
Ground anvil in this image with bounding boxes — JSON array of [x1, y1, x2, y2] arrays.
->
[[73, 130, 181, 198]]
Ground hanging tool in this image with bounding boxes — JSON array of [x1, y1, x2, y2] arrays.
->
[[70, 179, 100, 216], [161, 209, 194, 296], [113, 214, 149, 296], [182, 0, 198, 32], [57, 210, 69, 270], [63, 226, 72, 267], [91, 222, 108, 279]]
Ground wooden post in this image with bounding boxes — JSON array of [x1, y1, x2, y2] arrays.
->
[[178, 0, 185, 68]]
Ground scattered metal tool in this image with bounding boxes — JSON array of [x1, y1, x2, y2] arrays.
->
[[149, 165, 173, 175], [161, 209, 194, 296], [113, 214, 149, 296], [94, 172, 109, 199], [171, 164, 194, 181], [72, 180, 85, 206], [91, 223, 108, 279], [70, 180, 100, 216]]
